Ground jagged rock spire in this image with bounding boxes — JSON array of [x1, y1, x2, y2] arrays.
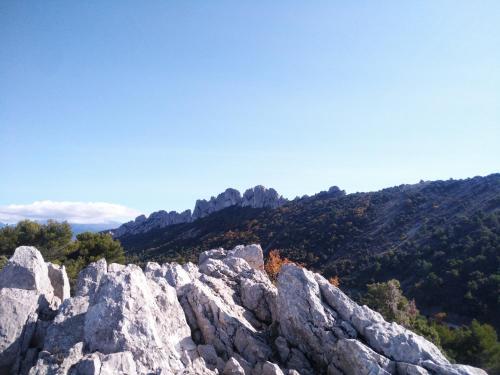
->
[[112, 186, 287, 237]]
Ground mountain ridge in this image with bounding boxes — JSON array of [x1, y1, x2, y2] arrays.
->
[[115, 173, 500, 331], [111, 185, 289, 237]]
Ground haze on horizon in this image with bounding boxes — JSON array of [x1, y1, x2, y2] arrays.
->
[[1, 1, 499, 224]]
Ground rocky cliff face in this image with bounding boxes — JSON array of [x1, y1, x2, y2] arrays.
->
[[192, 186, 287, 220], [112, 186, 287, 237], [0, 246, 487, 375], [112, 209, 193, 237]]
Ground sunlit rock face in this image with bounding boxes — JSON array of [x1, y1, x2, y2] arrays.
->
[[112, 209, 193, 237], [112, 185, 287, 237], [241, 186, 287, 209], [0, 245, 487, 375]]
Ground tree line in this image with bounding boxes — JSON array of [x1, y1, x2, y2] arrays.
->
[[0, 220, 125, 283]]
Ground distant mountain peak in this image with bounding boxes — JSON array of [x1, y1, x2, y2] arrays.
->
[[112, 185, 288, 238]]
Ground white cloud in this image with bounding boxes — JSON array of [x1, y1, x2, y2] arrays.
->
[[0, 201, 142, 224]]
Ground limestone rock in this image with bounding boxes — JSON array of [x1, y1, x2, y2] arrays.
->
[[178, 277, 271, 365], [113, 186, 287, 238], [0, 244, 487, 375], [75, 258, 107, 300], [227, 244, 264, 270], [29, 340, 84, 374], [421, 360, 488, 375], [261, 361, 285, 375], [277, 264, 485, 375], [25, 258, 214, 375], [73, 353, 101, 375], [193, 188, 242, 220], [112, 209, 193, 237], [0, 290, 40, 372], [331, 339, 395, 375], [99, 351, 137, 375], [199, 248, 227, 265], [397, 362, 430, 375], [223, 357, 245, 375], [46, 263, 70, 302], [84, 264, 195, 374], [363, 321, 448, 365], [197, 344, 219, 370], [314, 270, 449, 366], [0, 247, 58, 372], [242, 186, 286, 209], [42, 296, 89, 356], [276, 265, 340, 369], [0, 246, 53, 295]]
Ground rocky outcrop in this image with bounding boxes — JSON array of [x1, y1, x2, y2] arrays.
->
[[0, 245, 487, 375], [112, 209, 193, 237], [192, 186, 286, 219], [192, 188, 243, 220], [112, 186, 287, 237], [241, 186, 286, 209], [0, 247, 65, 374]]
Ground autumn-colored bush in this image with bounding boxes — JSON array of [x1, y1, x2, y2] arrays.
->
[[433, 312, 447, 323], [328, 275, 340, 287], [264, 249, 293, 282]]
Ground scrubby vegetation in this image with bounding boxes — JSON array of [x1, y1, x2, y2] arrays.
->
[[264, 249, 293, 282], [0, 220, 125, 283], [362, 279, 500, 374], [362, 279, 419, 327], [118, 174, 500, 332]]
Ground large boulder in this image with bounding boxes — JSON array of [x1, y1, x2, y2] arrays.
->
[[276, 264, 485, 375], [0, 289, 40, 372], [331, 339, 395, 375], [75, 258, 107, 300], [177, 277, 272, 365], [46, 263, 70, 302], [42, 296, 89, 356], [0, 247, 64, 373], [0, 246, 53, 294], [84, 263, 198, 374], [28, 259, 216, 375], [227, 244, 264, 270], [313, 271, 450, 366], [276, 265, 352, 371]]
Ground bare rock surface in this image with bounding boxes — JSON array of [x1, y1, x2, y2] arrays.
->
[[241, 186, 286, 209], [0, 245, 487, 375], [0, 247, 64, 373], [112, 186, 287, 237], [0, 246, 54, 294], [46, 263, 70, 302]]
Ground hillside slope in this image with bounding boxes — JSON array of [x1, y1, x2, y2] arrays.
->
[[117, 174, 500, 329]]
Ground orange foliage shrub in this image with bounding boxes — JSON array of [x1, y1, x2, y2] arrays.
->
[[328, 276, 340, 288], [264, 249, 293, 282], [433, 312, 447, 323]]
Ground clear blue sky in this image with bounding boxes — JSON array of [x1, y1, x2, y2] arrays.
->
[[1, 1, 499, 222]]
